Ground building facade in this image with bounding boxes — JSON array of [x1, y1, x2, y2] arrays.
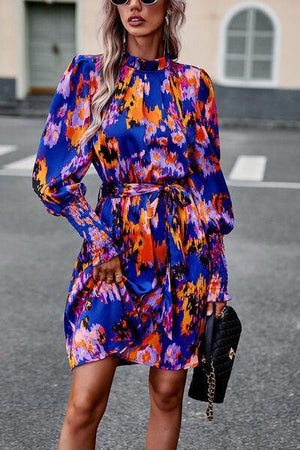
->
[[0, 0, 299, 121]]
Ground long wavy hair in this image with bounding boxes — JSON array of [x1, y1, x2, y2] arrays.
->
[[79, 0, 186, 146]]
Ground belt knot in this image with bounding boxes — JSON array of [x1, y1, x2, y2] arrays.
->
[[100, 179, 191, 207]]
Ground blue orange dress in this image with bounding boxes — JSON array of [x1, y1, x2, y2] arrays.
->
[[32, 49, 234, 372]]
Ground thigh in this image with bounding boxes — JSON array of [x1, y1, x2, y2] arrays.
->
[[68, 355, 120, 406]]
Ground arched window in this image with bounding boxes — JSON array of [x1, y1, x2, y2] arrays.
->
[[220, 3, 280, 85]]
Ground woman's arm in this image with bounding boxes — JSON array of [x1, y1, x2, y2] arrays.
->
[[188, 67, 235, 302], [32, 54, 121, 267]]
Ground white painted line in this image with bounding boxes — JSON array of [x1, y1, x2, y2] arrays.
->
[[0, 155, 299, 190], [0, 153, 97, 176], [0, 169, 97, 177], [0, 145, 18, 156], [0, 169, 34, 176], [226, 180, 300, 189], [0, 169, 299, 190], [229, 155, 267, 181], [2, 154, 36, 170]]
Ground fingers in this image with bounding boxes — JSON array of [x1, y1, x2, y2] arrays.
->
[[92, 266, 99, 281], [92, 256, 124, 285], [206, 301, 226, 319], [206, 303, 214, 316], [93, 266, 106, 282], [215, 302, 226, 317], [99, 269, 108, 282], [114, 271, 123, 284]]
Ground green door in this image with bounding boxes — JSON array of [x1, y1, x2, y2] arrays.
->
[[27, 1, 76, 93]]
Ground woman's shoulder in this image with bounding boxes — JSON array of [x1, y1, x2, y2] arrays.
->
[[171, 59, 213, 93], [66, 54, 104, 93], [79, 53, 103, 64], [63, 53, 103, 76], [188, 63, 214, 91], [69, 53, 101, 71]]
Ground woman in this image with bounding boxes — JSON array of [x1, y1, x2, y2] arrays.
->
[[32, 0, 234, 448]]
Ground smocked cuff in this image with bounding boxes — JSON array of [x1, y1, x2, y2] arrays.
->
[[91, 241, 121, 267], [206, 273, 232, 302]]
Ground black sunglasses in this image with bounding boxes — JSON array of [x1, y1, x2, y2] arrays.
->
[[110, 0, 158, 5]]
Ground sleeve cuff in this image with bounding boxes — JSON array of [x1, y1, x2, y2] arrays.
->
[[206, 231, 232, 302], [91, 240, 122, 267], [206, 273, 232, 303], [60, 196, 123, 267]]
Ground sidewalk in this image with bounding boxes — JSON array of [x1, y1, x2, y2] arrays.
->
[[0, 95, 53, 118]]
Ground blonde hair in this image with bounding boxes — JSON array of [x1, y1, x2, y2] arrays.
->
[[79, 0, 186, 146]]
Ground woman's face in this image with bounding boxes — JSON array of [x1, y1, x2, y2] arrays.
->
[[116, 0, 169, 40]]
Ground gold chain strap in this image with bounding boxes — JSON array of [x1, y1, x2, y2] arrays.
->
[[206, 358, 216, 421]]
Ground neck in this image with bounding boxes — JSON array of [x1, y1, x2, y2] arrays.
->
[[125, 34, 166, 60]]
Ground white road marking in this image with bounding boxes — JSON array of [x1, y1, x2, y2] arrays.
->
[[0, 153, 97, 176], [0, 154, 37, 176], [0, 168, 299, 189], [3, 154, 36, 170], [0, 153, 299, 189], [0, 145, 18, 156], [226, 180, 300, 189], [229, 155, 267, 181]]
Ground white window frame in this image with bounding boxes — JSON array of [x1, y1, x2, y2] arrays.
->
[[218, 1, 281, 88]]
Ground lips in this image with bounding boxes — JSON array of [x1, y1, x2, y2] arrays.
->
[[128, 15, 145, 24]]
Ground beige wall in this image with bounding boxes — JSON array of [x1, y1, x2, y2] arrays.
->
[[0, 0, 17, 77], [0, 0, 299, 89], [183, 0, 300, 88], [81, 0, 103, 52]]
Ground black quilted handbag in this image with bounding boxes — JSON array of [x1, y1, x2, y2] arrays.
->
[[188, 302, 242, 420]]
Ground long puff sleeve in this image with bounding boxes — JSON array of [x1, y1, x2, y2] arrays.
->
[[188, 68, 234, 302], [32, 54, 121, 267]]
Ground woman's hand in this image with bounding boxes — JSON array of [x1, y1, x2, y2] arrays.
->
[[92, 255, 123, 285], [206, 301, 226, 319]]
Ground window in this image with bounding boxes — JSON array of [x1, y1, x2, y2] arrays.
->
[[220, 4, 280, 85]]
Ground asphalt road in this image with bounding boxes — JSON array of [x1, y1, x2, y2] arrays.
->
[[0, 115, 299, 449]]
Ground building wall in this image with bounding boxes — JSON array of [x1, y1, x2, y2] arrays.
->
[[0, 0, 17, 77], [0, 0, 17, 100], [0, 0, 299, 120], [184, 0, 300, 89], [79, 0, 300, 89]]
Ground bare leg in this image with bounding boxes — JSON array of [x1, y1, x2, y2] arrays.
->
[[57, 355, 119, 450], [146, 366, 188, 450]]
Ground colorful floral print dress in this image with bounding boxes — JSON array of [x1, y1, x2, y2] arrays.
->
[[32, 49, 234, 372]]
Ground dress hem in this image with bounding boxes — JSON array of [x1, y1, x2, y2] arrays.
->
[[69, 351, 201, 372]]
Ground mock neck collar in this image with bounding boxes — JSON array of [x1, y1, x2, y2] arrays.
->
[[122, 48, 172, 72]]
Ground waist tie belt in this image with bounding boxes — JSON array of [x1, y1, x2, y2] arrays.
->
[[100, 179, 192, 340]]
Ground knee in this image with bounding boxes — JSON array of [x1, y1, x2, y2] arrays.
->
[[149, 384, 183, 413], [65, 392, 107, 430]]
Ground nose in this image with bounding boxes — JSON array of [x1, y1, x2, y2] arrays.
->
[[127, 0, 142, 9]]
